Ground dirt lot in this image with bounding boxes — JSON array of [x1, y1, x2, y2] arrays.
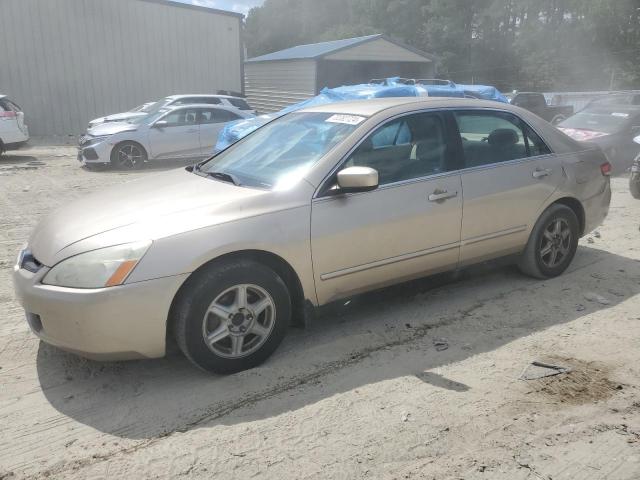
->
[[1, 147, 639, 480]]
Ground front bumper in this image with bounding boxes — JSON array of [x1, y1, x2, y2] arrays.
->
[[13, 262, 189, 360], [77, 137, 113, 164]]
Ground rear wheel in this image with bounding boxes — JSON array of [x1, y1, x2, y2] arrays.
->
[[172, 259, 290, 374], [110, 141, 146, 169], [518, 204, 579, 279]]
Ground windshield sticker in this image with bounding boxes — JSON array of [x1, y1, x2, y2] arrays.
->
[[611, 112, 629, 117], [326, 114, 366, 125]]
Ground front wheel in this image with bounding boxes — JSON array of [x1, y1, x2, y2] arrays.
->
[[518, 204, 579, 279], [110, 141, 146, 169], [172, 259, 291, 374]]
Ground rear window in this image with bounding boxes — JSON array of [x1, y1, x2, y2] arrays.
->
[[0, 98, 20, 112], [228, 98, 252, 110]]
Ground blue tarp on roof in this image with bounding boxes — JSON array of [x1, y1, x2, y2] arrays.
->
[[214, 79, 508, 151]]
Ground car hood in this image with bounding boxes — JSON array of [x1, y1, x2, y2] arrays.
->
[[87, 121, 138, 136], [91, 112, 146, 124], [28, 169, 271, 266]]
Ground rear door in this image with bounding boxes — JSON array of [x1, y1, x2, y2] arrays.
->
[[198, 107, 243, 154], [452, 109, 563, 265], [147, 107, 201, 159]]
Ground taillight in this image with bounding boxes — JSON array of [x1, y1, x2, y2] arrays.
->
[[600, 162, 612, 176], [0, 110, 17, 118]]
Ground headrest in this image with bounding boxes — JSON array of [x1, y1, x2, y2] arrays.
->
[[488, 128, 518, 147]]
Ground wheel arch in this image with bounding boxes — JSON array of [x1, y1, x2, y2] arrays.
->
[[551, 196, 585, 236], [168, 249, 307, 338]]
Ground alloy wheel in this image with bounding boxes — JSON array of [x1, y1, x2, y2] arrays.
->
[[201, 284, 276, 359], [539, 218, 572, 268], [116, 144, 143, 169]]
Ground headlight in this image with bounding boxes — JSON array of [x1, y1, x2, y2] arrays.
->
[[82, 135, 110, 146], [42, 241, 151, 289]]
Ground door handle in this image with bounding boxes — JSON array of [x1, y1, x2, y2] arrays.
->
[[532, 168, 551, 178], [428, 190, 458, 202]]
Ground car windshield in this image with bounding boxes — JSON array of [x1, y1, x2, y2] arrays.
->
[[198, 112, 363, 190], [559, 109, 635, 134]]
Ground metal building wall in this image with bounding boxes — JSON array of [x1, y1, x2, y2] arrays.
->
[[0, 0, 243, 138], [244, 60, 317, 114]]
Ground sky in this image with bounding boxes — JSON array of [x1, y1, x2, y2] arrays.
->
[[172, 0, 264, 15]]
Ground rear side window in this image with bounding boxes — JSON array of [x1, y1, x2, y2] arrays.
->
[[199, 108, 241, 124], [454, 111, 551, 168], [173, 97, 221, 106], [228, 98, 252, 110]]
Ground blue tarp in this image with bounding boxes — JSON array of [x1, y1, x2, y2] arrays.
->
[[215, 79, 507, 151]]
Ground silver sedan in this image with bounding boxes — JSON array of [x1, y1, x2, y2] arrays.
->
[[15, 98, 611, 373], [78, 104, 254, 169]]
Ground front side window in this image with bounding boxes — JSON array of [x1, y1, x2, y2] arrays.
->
[[343, 112, 448, 185], [228, 98, 252, 110], [200, 112, 360, 189], [454, 111, 529, 167], [161, 108, 198, 127]]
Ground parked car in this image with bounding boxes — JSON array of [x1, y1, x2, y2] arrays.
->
[[630, 135, 640, 199], [0, 95, 29, 155], [78, 104, 254, 169], [14, 98, 611, 373], [582, 92, 640, 110], [557, 105, 640, 174], [510, 92, 574, 124], [87, 94, 255, 128]]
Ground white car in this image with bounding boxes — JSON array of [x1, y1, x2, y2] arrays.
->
[[87, 95, 255, 128], [78, 104, 254, 169], [0, 95, 29, 154]]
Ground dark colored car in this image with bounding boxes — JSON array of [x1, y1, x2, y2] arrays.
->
[[583, 92, 640, 110], [558, 105, 640, 174], [510, 92, 574, 124]]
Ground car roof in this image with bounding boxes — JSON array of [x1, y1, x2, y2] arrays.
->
[[298, 97, 516, 117], [162, 103, 243, 111], [166, 94, 243, 100]]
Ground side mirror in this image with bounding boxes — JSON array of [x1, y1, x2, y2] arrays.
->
[[153, 120, 168, 128], [337, 166, 379, 193]]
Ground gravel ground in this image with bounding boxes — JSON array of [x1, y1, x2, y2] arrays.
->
[[1, 147, 639, 480]]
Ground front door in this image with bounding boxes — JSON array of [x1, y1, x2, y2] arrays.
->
[[311, 111, 463, 304], [452, 110, 563, 265], [148, 107, 201, 159]]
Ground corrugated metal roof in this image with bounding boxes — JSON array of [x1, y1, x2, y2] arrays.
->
[[247, 34, 386, 63]]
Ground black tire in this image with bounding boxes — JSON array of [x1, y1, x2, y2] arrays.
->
[[518, 204, 579, 279], [110, 141, 147, 170], [172, 259, 291, 374], [630, 171, 640, 200]]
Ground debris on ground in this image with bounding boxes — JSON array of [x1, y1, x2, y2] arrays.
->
[[576, 304, 586, 311], [401, 412, 410, 422], [594, 231, 601, 238], [583, 292, 611, 305], [519, 361, 572, 380], [433, 338, 449, 351], [587, 237, 595, 243]]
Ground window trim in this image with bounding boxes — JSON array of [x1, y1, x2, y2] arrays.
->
[[315, 109, 457, 198]]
